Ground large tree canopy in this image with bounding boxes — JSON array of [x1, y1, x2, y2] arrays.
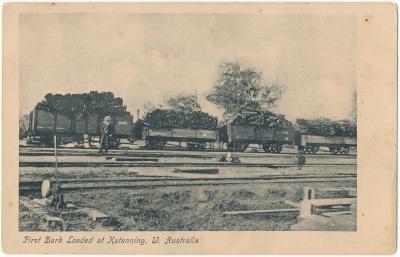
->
[[206, 62, 284, 117], [166, 95, 201, 113]]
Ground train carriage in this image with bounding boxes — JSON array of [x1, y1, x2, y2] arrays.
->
[[219, 124, 295, 152], [142, 127, 219, 150], [296, 134, 357, 155], [27, 106, 133, 147]]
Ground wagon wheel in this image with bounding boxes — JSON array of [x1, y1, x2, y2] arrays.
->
[[263, 144, 271, 153], [243, 143, 249, 152], [340, 149, 350, 155], [306, 147, 314, 154], [233, 143, 241, 152], [340, 147, 350, 155], [330, 147, 339, 155], [310, 146, 318, 154], [227, 142, 236, 152], [113, 138, 121, 149], [238, 142, 249, 152], [274, 144, 283, 153], [199, 144, 206, 151]]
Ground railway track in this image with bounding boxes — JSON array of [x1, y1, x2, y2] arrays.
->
[[19, 148, 357, 158], [19, 173, 356, 194], [19, 161, 356, 168]]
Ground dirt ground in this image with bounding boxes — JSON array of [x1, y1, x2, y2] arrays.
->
[[19, 145, 357, 231], [19, 181, 356, 231]]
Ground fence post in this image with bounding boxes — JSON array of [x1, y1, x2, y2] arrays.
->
[[299, 187, 315, 218]]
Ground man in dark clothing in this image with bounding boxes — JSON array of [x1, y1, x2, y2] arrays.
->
[[296, 152, 306, 170], [98, 116, 114, 153]]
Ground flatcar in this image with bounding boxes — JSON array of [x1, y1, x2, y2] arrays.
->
[[219, 124, 295, 153], [27, 106, 133, 147], [138, 122, 356, 155], [295, 134, 356, 155], [142, 127, 218, 150]]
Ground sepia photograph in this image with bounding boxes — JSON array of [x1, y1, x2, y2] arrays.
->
[[2, 3, 396, 254], [18, 10, 357, 232]]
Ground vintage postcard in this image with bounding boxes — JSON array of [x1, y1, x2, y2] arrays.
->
[[2, 3, 397, 254]]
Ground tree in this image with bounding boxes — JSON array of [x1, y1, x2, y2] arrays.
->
[[143, 102, 163, 115], [206, 62, 284, 117], [166, 95, 201, 113]]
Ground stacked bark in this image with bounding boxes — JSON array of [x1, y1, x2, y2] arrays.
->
[[296, 119, 357, 137], [230, 111, 292, 129], [36, 91, 129, 117], [144, 109, 218, 130]]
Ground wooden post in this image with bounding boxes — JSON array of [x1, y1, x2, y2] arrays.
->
[[54, 135, 59, 184], [303, 187, 315, 200], [83, 134, 90, 148], [299, 187, 315, 218]]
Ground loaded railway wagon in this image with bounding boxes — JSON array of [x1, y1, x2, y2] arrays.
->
[[27, 106, 133, 146], [219, 124, 295, 153], [295, 134, 357, 155], [28, 108, 74, 145], [142, 127, 219, 150]]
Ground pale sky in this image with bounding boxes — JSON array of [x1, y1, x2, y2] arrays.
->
[[20, 13, 356, 121]]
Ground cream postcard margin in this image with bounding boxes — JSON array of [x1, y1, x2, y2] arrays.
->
[[2, 3, 397, 254]]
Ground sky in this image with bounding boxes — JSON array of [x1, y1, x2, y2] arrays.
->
[[20, 13, 356, 121]]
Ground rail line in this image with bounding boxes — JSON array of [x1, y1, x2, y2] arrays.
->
[[19, 148, 357, 158], [20, 173, 356, 194], [19, 161, 357, 168]]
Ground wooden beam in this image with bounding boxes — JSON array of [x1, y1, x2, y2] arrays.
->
[[310, 198, 355, 207], [222, 208, 299, 217], [113, 157, 158, 162], [174, 168, 219, 174], [81, 209, 109, 223]]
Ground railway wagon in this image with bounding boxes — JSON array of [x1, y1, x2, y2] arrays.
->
[[27, 107, 133, 146], [296, 134, 357, 155], [219, 124, 295, 152], [28, 108, 75, 145], [142, 127, 219, 150]]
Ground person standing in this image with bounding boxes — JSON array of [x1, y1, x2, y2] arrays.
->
[[296, 152, 306, 170], [98, 116, 114, 153]]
